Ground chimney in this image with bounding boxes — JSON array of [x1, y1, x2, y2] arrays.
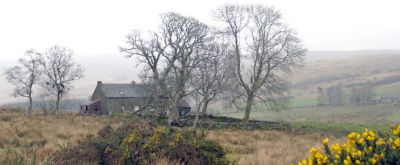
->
[[97, 81, 102, 85]]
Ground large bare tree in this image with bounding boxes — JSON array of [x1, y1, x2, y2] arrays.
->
[[121, 12, 209, 124], [4, 50, 42, 115], [161, 12, 209, 124], [215, 4, 306, 121], [41, 45, 84, 113]]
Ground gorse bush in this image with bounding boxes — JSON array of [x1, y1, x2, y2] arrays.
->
[[52, 121, 229, 165], [295, 125, 400, 165]]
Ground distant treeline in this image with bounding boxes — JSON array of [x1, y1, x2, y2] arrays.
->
[[316, 82, 400, 107], [1, 98, 86, 112]]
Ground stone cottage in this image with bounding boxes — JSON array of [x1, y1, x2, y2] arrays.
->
[[80, 81, 191, 116]]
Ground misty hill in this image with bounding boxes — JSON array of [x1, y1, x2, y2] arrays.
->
[[289, 50, 400, 107], [291, 51, 400, 88], [305, 50, 400, 61], [2, 50, 400, 107]]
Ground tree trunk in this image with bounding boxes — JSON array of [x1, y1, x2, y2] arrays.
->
[[55, 92, 61, 114], [201, 99, 210, 116], [243, 95, 254, 121], [168, 94, 181, 125], [154, 83, 162, 116], [193, 104, 200, 129], [42, 108, 47, 115], [28, 94, 33, 116]]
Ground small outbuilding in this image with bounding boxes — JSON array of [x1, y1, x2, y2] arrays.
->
[[80, 100, 101, 115]]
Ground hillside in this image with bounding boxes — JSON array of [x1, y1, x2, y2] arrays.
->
[[1, 50, 400, 107], [289, 51, 400, 107]]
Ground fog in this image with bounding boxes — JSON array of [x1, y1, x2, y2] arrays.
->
[[1, 0, 399, 104]]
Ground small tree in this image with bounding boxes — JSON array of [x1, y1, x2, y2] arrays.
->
[[316, 86, 326, 106], [349, 83, 374, 106], [41, 45, 84, 113], [4, 50, 42, 115], [326, 83, 344, 106]]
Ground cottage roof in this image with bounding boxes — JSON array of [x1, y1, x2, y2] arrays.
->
[[99, 83, 152, 98], [96, 81, 191, 108]]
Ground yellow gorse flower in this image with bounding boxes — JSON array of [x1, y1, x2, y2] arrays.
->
[[393, 138, 400, 149], [331, 143, 341, 154], [310, 147, 318, 156], [323, 138, 329, 145], [295, 124, 400, 165], [121, 132, 137, 159], [392, 125, 400, 136], [363, 129, 376, 141], [376, 138, 385, 146]]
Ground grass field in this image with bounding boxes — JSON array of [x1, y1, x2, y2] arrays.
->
[[207, 130, 345, 165], [0, 107, 396, 164], [215, 104, 400, 125], [0, 109, 122, 164]]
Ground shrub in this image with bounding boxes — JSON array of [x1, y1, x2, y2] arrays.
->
[[0, 116, 10, 122], [16, 130, 30, 138], [156, 114, 168, 125], [51, 122, 229, 165], [295, 125, 400, 165]]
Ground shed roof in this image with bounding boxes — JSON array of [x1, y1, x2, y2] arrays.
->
[[81, 100, 100, 105]]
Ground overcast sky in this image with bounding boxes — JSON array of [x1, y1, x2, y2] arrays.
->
[[0, 0, 399, 62], [0, 0, 399, 103]]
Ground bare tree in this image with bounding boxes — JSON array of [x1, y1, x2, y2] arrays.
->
[[316, 86, 326, 106], [191, 38, 233, 128], [349, 83, 374, 106], [215, 4, 306, 121], [161, 12, 209, 124], [41, 45, 84, 113], [190, 36, 232, 116], [120, 30, 173, 115], [326, 83, 344, 106], [120, 12, 209, 125], [3, 50, 42, 115]]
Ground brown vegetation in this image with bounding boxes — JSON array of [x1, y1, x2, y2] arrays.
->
[[0, 109, 121, 164], [0, 109, 349, 164], [206, 130, 346, 165]]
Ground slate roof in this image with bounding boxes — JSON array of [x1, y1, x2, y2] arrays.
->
[[99, 83, 152, 98], [97, 82, 191, 108]]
